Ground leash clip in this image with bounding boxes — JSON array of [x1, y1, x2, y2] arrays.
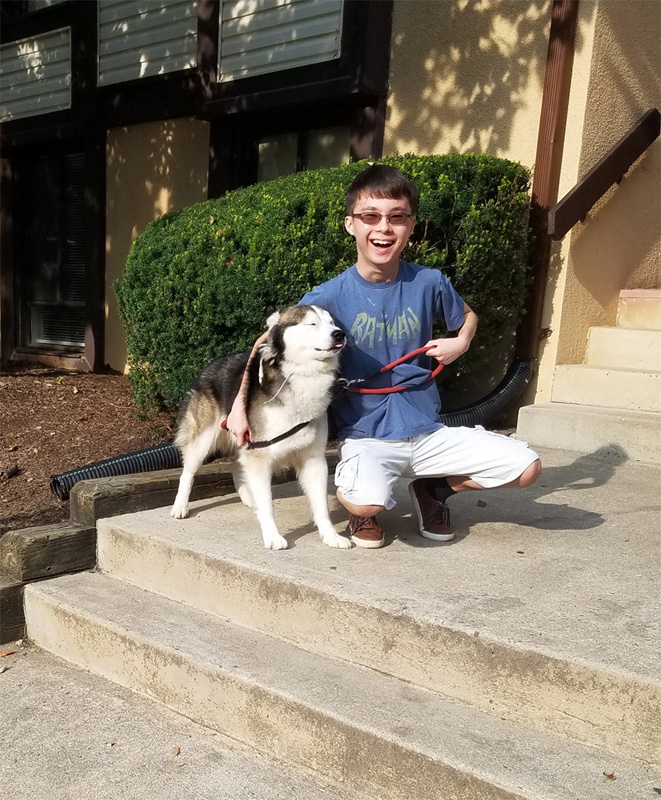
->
[[337, 376, 365, 389]]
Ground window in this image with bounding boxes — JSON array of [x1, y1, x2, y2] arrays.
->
[[17, 152, 87, 350], [257, 124, 350, 181]]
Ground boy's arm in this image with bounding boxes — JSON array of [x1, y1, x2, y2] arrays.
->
[[425, 303, 477, 365], [226, 331, 269, 446]]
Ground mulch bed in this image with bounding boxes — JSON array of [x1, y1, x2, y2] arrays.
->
[[0, 365, 173, 537]]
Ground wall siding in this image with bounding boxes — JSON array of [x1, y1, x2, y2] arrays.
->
[[0, 28, 71, 122], [220, 0, 343, 82], [98, 0, 198, 86]]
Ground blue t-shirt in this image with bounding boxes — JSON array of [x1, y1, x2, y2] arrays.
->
[[300, 261, 465, 441]]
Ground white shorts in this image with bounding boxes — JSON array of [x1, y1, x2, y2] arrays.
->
[[335, 426, 539, 510]]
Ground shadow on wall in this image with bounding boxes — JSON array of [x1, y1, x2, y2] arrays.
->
[[554, 0, 660, 365], [385, 0, 585, 159], [569, 1, 661, 304], [105, 119, 210, 370], [106, 119, 208, 234]]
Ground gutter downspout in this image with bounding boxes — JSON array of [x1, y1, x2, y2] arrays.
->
[[517, 0, 580, 361]]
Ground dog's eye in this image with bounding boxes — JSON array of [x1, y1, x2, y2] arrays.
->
[[306, 322, 318, 326]]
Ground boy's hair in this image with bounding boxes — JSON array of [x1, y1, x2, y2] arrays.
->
[[345, 164, 419, 215]]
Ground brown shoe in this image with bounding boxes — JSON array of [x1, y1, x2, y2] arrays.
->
[[346, 514, 385, 549], [408, 480, 455, 541]]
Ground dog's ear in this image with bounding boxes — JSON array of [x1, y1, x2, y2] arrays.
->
[[258, 327, 280, 367], [266, 310, 280, 329]]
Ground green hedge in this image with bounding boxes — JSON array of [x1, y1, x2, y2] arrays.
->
[[115, 154, 531, 413]]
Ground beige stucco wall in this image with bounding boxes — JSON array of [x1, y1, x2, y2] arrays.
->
[[385, 0, 660, 405], [383, 0, 552, 165], [550, 0, 661, 373], [105, 118, 210, 372]]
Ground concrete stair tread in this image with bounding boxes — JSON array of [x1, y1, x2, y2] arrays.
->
[[0, 646, 359, 800], [97, 454, 661, 684], [26, 571, 657, 800], [92, 450, 661, 763], [591, 325, 661, 333], [520, 402, 661, 422], [556, 363, 661, 375]]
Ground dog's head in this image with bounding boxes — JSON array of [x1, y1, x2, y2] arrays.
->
[[260, 305, 345, 368]]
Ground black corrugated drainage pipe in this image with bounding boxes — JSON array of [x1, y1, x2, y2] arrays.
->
[[49, 357, 535, 501], [50, 442, 182, 500], [439, 356, 535, 428]]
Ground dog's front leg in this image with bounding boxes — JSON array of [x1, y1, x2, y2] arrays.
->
[[241, 454, 288, 550], [297, 454, 351, 549]]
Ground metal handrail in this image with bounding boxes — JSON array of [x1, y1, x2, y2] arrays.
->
[[548, 108, 660, 240]]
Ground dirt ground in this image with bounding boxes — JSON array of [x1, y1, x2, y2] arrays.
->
[[0, 365, 173, 537]]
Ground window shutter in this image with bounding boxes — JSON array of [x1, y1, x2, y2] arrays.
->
[[98, 0, 198, 86], [0, 27, 71, 122], [220, 0, 343, 82]]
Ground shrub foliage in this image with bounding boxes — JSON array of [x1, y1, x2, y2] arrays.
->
[[115, 155, 531, 413]]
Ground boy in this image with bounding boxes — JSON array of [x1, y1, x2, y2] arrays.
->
[[228, 165, 541, 548]]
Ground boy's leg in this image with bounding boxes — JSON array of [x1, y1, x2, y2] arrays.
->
[[444, 459, 541, 492], [408, 427, 541, 540], [335, 438, 408, 548]]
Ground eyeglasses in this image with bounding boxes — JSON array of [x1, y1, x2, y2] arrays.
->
[[351, 212, 413, 226]]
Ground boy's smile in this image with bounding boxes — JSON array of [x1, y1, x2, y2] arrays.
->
[[345, 196, 415, 282]]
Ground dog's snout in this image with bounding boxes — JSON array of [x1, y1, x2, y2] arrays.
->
[[331, 329, 345, 343]]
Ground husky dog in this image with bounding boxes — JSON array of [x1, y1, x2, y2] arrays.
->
[[171, 305, 351, 550]]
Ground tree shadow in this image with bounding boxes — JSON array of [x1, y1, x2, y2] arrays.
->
[[390, 444, 630, 548], [385, 1, 585, 158]]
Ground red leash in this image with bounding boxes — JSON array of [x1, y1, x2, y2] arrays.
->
[[345, 345, 444, 394], [220, 346, 444, 447]]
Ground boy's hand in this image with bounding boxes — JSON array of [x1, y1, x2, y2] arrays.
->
[[424, 335, 471, 366], [226, 401, 251, 447], [226, 330, 270, 447], [426, 304, 477, 365]]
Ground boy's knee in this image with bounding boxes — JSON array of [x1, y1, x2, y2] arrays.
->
[[519, 458, 541, 487], [336, 490, 384, 518]]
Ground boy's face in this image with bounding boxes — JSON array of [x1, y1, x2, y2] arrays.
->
[[345, 194, 415, 276]]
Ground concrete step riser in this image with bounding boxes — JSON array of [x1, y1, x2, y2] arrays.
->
[[97, 521, 661, 763], [617, 295, 661, 330], [587, 327, 661, 371], [517, 404, 661, 465], [552, 365, 661, 412], [24, 587, 533, 800]]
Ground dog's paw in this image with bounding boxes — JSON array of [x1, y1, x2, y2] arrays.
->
[[170, 502, 189, 519], [263, 534, 289, 550], [321, 532, 352, 549]]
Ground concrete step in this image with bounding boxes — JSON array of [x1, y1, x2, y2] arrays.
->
[[24, 571, 656, 800], [587, 326, 661, 371], [617, 289, 661, 330], [92, 462, 661, 765], [551, 364, 661, 412], [0, 644, 359, 800], [517, 403, 661, 465]]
